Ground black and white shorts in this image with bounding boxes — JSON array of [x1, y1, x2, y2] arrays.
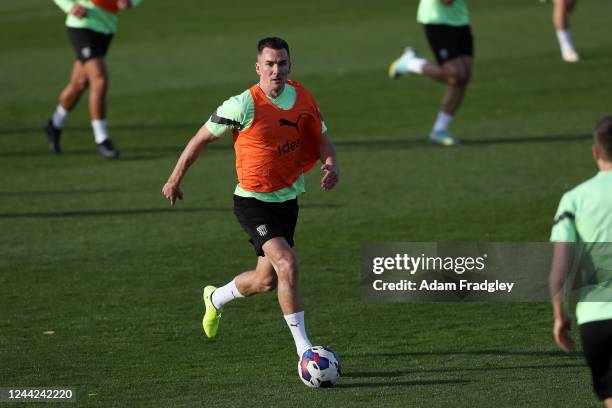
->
[[233, 195, 299, 257], [67, 27, 113, 62], [424, 24, 473, 65], [580, 318, 612, 400]]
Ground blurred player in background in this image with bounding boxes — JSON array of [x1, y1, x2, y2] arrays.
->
[[388, 0, 473, 146], [549, 116, 612, 406], [552, 0, 579, 62], [162, 37, 339, 359], [44, 0, 142, 158]]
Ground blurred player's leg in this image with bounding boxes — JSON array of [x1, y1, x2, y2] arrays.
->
[[438, 56, 472, 115], [388, 47, 426, 78], [60, 60, 89, 112], [44, 60, 89, 154], [389, 22, 472, 146], [389, 50, 463, 145], [83, 58, 120, 158], [553, 0, 579, 62], [427, 56, 472, 145]]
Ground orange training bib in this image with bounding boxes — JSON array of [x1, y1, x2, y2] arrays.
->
[[91, 0, 120, 14], [233, 80, 323, 193]]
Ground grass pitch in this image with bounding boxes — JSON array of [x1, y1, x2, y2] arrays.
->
[[1, 0, 611, 406]]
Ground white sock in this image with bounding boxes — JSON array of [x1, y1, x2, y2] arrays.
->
[[432, 111, 453, 133], [211, 278, 244, 309], [51, 105, 68, 128], [91, 119, 110, 144], [556, 29, 575, 53], [406, 57, 427, 74], [284, 311, 312, 357]]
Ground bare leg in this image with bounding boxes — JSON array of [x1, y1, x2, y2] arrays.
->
[[58, 60, 89, 111], [261, 237, 302, 315], [553, 0, 576, 30], [423, 56, 472, 115], [82, 58, 108, 120], [422, 62, 448, 83], [605, 397, 612, 408], [215, 236, 310, 354], [44, 60, 90, 153], [440, 56, 472, 115], [259, 237, 311, 355], [553, 0, 579, 61], [234, 256, 278, 296], [553, 0, 570, 30]]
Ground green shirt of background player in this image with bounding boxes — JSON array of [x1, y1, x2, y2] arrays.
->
[[549, 116, 612, 406], [388, 0, 473, 146], [43, 0, 142, 158]]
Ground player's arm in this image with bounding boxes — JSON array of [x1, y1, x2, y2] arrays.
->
[[54, 0, 87, 18], [548, 242, 575, 352], [162, 126, 219, 205], [319, 131, 339, 191], [162, 93, 243, 204]]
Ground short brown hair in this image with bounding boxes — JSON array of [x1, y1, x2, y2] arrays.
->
[[257, 37, 290, 57], [594, 115, 612, 161]]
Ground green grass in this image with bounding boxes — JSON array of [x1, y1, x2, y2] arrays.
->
[[1, 0, 611, 406]]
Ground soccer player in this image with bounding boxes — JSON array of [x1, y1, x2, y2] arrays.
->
[[552, 0, 579, 62], [388, 0, 473, 146], [44, 0, 142, 158], [161, 37, 339, 358], [549, 116, 612, 406]]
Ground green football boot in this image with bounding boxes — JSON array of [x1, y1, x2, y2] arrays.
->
[[202, 286, 222, 338]]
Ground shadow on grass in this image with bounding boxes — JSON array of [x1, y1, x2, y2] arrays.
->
[[344, 350, 584, 358], [343, 362, 585, 378], [0, 207, 229, 219], [0, 144, 229, 158], [0, 188, 123, 197], [0, 203, 340, 219], [335, 378, 470, 389], [334, 133, 591, 150], [0, 132, 591, 158], [0, 123, 196, 136]]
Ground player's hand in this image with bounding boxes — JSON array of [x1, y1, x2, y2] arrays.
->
[[70, 5, 88, 18], [117, 0, 131, 10], [320, 163, 339, 191], [162, 182, 183, 206], [553, 314, 575, 352]]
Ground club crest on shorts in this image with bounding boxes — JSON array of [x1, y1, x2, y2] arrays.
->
[[81, 47, 91, 59], [256, 224, 268, 237]]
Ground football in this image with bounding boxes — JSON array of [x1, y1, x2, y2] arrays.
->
[[298, 346, 341, 388]]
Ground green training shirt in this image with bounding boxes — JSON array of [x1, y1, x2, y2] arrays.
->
[[53, 0, 142, 35], [550, 171, 612, 324], [204, 83, 327, 203], [417, 0, 469, 26]]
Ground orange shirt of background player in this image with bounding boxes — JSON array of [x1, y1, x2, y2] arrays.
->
[[91, 0, 119, 14]]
